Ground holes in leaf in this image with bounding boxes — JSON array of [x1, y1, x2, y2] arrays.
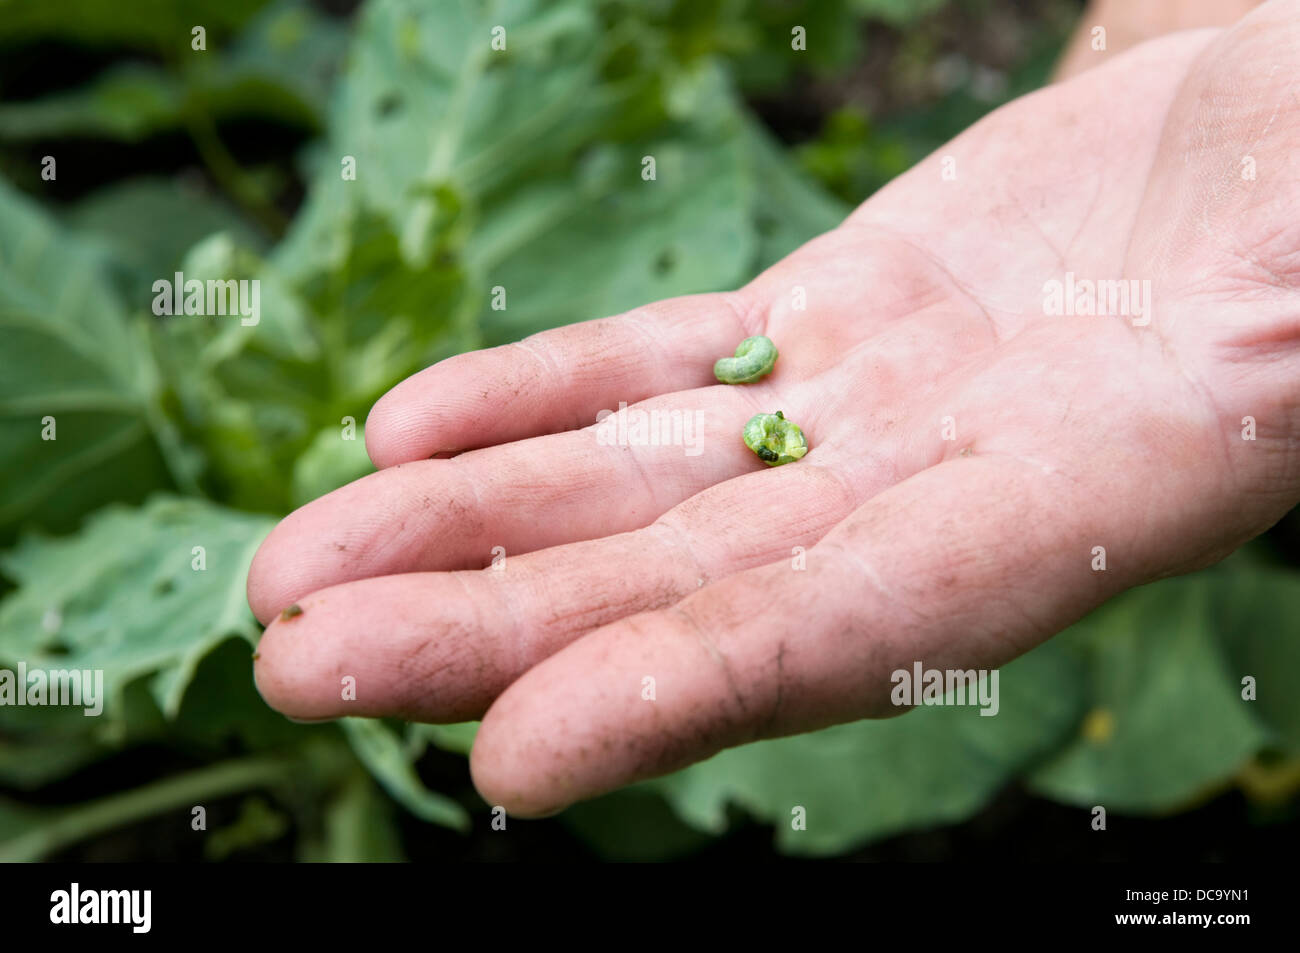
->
[[654, 248, 676, 276]]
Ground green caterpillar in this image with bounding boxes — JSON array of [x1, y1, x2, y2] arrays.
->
[[743, 411, 808, 466], [714, 335, 778, 384]]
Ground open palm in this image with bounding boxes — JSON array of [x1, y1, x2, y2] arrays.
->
[[249, 3, 1300, 816]]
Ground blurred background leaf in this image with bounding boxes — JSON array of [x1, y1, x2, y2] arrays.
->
[[652, 639, 1085, 854], [0, 181, 174, 540], [0, 496, 272, 720], [0, 1, 341, 141], [1028, 575, 1272, 813]]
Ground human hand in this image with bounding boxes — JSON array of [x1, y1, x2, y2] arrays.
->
[[1053, 0, 1264, 81], [248, 2, 1300, 816]]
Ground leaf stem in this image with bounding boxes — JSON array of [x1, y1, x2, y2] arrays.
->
[[0, 756, 293, 862], [182, 105, 288, 236]]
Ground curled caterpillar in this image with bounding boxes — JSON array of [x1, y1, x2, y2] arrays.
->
[[714, 335, 778, 384], [742, 410, 808, 467]]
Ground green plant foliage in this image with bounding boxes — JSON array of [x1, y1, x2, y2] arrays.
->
[[651, 640, 1085, 854], [0, 702, 110, 790], [158, 214, 464, 513], [851, 0, 948, 26], [0, 755, 294, 862], [0, 0, 270, 50], [795, 106, 912, 205], [0, 182, 174, 539], [0, 496, 273, 719], [269, 0, 855, 350], [477, 125, 757, 341], [1214, 567, 1300, 752], [1027, 572, 1294, 811], [290, 424, 374, 508], [202, 795, 291, 861], [301, 771, 407, 863], [561, 788, 715, 862], [410, 722, 480, 757], [340, 719, 469, 832], [645, 559, 1299, 853], [744, 122, 850, 266], [66, 178, 267, 307], [0, 1, 343, 142]]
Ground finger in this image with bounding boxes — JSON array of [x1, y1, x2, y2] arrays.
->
[[248, 384, 801, 624], [469, 444, 1215, 816], [365, 292, 759, 467], [250, 293, 986, 625], [252, 458, 872, 721]]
